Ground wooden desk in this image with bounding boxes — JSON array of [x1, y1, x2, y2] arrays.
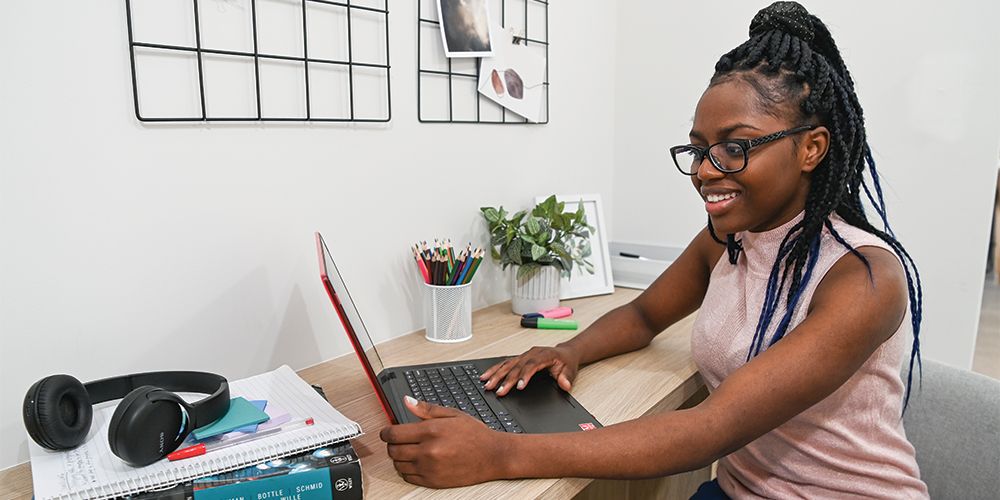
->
[[0, 288, 706, 499]]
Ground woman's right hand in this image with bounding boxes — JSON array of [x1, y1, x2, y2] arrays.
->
[[479, 345, 581, 397]]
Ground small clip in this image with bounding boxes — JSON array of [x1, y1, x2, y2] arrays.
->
[[510, 28, 527, 45]]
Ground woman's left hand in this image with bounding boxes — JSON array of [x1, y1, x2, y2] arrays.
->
[[379, 396, 514, 488]]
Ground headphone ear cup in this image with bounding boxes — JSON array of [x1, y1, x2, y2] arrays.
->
[[108, 387, 187, 466], [107, 386, 156, 461], [23, 375, 93, 450]]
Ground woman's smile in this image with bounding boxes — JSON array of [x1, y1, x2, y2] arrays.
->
[[702, 188, 742, 216]]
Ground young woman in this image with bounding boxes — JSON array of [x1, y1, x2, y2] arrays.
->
[[380, 2, 927, 497]]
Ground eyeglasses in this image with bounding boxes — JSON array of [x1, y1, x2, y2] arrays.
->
[[669, 125, 815, 175]]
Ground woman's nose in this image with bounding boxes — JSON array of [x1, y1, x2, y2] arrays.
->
[[696, 154, 726, 181]]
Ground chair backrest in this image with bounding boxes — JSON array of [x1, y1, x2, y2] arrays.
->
[[902, 358, 1000, 499]]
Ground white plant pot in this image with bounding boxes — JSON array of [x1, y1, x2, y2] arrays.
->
[[511, 265, 561, 315]]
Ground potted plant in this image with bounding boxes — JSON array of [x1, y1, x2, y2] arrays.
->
[[481, 195, 594, 314]]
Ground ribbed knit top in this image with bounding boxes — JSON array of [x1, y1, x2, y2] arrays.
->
[[691, 213, 928, 499]]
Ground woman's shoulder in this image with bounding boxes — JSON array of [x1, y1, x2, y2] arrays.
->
[[811, 216, 907, 327], [821, 215, 891, 250]]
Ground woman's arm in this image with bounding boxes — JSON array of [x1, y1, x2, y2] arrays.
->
[[482, 228, 726, 395], [560, 227, 725, 365]]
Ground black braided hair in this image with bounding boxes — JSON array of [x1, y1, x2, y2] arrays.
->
[[705, 1, 923, 410]]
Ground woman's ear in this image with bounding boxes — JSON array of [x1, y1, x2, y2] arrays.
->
[[800, 126, 830, 173]]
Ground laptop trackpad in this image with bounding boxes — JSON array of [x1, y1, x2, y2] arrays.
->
[[500, 373, 580, 433]]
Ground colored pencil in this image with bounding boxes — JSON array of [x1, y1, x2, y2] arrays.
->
[[412, 240, 485, 286], [413, 246, 430, 283], [462, 251, 483, 284]]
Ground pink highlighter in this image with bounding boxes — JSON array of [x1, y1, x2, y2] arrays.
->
[[521, 306, 573, 319]]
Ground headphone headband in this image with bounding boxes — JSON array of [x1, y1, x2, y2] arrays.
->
[[85, 371, 229, 429]]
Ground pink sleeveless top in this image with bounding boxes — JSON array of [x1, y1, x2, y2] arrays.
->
[[691, 213, 928, 499]]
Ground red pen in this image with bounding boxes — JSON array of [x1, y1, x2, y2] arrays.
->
[[167, 417, 315, 461]]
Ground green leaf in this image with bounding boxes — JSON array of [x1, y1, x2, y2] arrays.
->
[[511, 210, 527, 227], [507, 238, 523, 265], [520, 234, 537, 246], [491, 247, 502, 260], [526, 216, 541, 235], [550, 242, 570, 259], [542, 195, 557, 211], [531, 244, 546, 261], [482, 207, 500, 223], [557, 212, 571, 230]]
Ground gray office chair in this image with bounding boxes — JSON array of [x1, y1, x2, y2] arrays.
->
[[902, 358, 1000, 499]]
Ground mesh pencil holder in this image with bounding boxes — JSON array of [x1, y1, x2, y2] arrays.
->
[[423, 283, 473, 343]]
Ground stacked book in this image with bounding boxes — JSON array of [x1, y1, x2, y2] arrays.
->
[[28, 366, 363, 500], [122, 441, 361, 500]]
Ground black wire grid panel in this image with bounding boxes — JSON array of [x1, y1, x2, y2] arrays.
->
[[125, 0, 391, 122], [418, 0, 549, 124]]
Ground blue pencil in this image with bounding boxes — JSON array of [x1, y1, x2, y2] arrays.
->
[[454, 253, 472, 285]]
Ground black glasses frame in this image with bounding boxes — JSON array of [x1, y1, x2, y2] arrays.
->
[[669, 125, 816, 175]]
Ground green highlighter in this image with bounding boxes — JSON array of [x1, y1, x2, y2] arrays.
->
[[520, 318, 578, 330]]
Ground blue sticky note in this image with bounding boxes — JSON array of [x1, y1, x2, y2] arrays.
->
[[233, 400, 268, 433], [192, 397, 270, 440]]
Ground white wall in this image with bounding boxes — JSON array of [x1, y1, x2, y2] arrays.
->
[[612, 1, 1000, 370], [0, 1, 618, 469]]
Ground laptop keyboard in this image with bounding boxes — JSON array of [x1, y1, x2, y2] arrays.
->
[[404, 365, 524, 433]]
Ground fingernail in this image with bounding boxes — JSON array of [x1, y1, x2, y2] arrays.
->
[[498, 385, 505, 392], [517, 380, 525, 390], [404, 395, 417, 405]]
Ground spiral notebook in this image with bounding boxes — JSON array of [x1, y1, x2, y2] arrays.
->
[[27, 365, 362, 500]]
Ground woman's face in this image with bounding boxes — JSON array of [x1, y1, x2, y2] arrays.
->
[[689, 78, 821, 235]]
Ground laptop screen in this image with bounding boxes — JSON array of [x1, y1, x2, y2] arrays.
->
[[315, 232, 389, 390]]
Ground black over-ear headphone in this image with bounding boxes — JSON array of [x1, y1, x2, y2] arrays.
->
[[23, 371, 229, 467]]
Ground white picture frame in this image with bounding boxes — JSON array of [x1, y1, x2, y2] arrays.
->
[[535, 194, 615, 300]]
